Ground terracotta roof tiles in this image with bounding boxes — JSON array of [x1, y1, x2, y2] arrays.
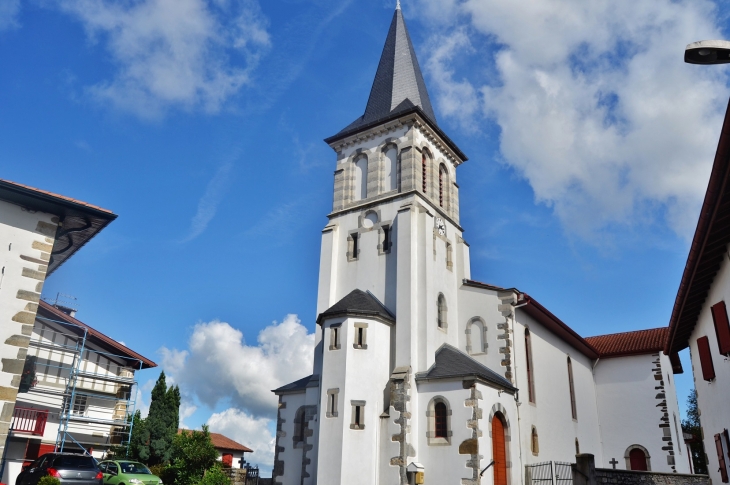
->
[[585, 327, 668, 358], [0, 179, 114, 214]]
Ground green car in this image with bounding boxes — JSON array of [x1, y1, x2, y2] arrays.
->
[[98, 460, 162, 485]]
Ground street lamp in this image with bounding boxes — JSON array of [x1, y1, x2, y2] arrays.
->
[[685, 40, 730, 65]]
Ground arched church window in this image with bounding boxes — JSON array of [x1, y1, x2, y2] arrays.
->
[[437, 294, 447, 330], [628, 447, 648, 471], [439, 164, 448, 208], [575, 438, 580, 455], [467, 317, 487, 355], [384, 145, 398, 191], [525, 328, 535, 403], [354, 155, 368, 201], [427, 397, 451, 445], [567, 356, 577, 420]]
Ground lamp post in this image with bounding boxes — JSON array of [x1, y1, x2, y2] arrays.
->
[[685, 40, 730, 65]]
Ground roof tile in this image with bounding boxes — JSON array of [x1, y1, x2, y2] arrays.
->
[[585, 327, 668, 358]]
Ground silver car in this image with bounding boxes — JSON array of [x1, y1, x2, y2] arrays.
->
[[16, 453, 103, 485]]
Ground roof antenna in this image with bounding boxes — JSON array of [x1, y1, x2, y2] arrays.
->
[[396, 0, 401, 10]]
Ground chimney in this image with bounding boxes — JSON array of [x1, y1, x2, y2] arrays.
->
[[55, 304, 77, 318]]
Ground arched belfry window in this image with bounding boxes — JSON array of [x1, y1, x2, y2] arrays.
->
[[354, 155, 368, 201], [525, 328, 535, 403], [437, 294, 447, 330], [435, 402, 447, 438], [439, 164, 448, 208], [384, 145, 398, 192], [422, 151, 430, 193]]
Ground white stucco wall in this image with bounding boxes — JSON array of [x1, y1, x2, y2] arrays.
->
[[594, 354, 687, 473]]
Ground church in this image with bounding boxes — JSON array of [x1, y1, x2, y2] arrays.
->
[[272, 5, 690, 485]]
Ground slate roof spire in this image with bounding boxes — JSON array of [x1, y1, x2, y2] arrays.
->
[[333, 5, 438, 136]]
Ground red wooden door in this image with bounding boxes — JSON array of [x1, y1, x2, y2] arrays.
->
[[629, 449, 648, 471], [492, 415, 507, 485]]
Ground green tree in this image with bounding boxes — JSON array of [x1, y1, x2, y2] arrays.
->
[[128, 410, 150, 462], [198, 464, 231, 485], [167, 426, 220, 485], [682, 388, 707, 474], [144, 372, 181, 465]]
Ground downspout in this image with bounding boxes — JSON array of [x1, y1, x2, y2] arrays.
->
[[513, 299, 528, 485]]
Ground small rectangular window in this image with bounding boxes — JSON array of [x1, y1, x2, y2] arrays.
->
[[353, 323, 368, 349], [350, 401, 365, 430], [697, 336, 716, 381], [445, 241, 453, 270], [379, 225, 391, 255], [72, 395, 87, 416], [348, 233, 359, 261], [711, 301, 730, 355], [326, 389, 339, 418]]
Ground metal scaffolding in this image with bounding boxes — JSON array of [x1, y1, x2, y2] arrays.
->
[[23, 313, 144, 455]]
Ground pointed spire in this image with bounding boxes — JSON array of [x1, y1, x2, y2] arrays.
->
[[396, 0, 401, 10], [332, 7, 437, 136]]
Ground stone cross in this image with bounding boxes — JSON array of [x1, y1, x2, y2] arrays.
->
[[609, 458, 619, 469]]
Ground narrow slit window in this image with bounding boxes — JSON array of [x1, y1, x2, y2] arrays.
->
[[353, 323, 368, 349], [330, 325, 341, 350], [348, 233, 359, 261], [383, 226, 390, 253], [525, 329, 535, 403], [352, 233, 358, 257], [326, 389, 339, 418], [350, 401, 365, 430], [567, 357, 577, 420]]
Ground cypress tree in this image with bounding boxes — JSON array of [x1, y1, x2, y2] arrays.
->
[[145, 372, 181, 465]]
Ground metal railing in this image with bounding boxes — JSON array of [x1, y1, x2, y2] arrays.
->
[[11, 407, 48, 436]]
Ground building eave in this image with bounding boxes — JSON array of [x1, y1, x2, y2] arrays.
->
[[325, 108, 468, 164], [0, 179, 117, 276]]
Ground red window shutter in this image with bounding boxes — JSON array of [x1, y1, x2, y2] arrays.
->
[[698, 336, 716, 381], [712, 302, 730, 355], [725, 429, 730, 463], [716, 433, 729, 483]]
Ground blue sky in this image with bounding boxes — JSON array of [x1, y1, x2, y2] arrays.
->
[[2, 0, 730, 472]]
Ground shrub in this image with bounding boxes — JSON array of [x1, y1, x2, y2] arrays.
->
[[167, 426, 219, 485], [198, 465, 230, 485], [38, 476, 61, 485]]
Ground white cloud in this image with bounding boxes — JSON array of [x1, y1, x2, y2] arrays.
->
[[160, 314, 315, 417], [178, 401, 199, 429], [55, 0, 270, 118], [181, 161, 234, 242], [418, 0, 729, 240], [0, 0, 20, 31], [207, 408, 275, 473]]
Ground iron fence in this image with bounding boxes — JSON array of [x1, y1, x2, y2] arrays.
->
[[526, 461, 574, 485]]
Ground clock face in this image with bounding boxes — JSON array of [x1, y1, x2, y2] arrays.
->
[[435, 218, 446, 236]]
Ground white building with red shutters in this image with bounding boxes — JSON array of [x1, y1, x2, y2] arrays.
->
[[665, 98, 730, 485], [271, 5, 690, 485], [0, 179, 156, 484]]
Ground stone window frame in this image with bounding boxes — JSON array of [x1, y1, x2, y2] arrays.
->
[[438, 163, 449, 210], [326, 388, 339, 418], [624, 444, 652, 471], [531, 426, 539, 455], [350, 400, 366, 430], [437, 293, 448, 333], [347, 231, 360, 262], [329, 323, 342, 351], [466, 317, 488, 355], [426, 396, 453, 446], [353, 322, 368, 350]]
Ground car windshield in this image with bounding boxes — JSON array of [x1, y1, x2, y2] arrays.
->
[[119, 462, 152, 474], [53, 456, 96, 469]]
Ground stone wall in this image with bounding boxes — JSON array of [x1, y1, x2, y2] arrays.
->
[[595, 468, 709, 485]]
